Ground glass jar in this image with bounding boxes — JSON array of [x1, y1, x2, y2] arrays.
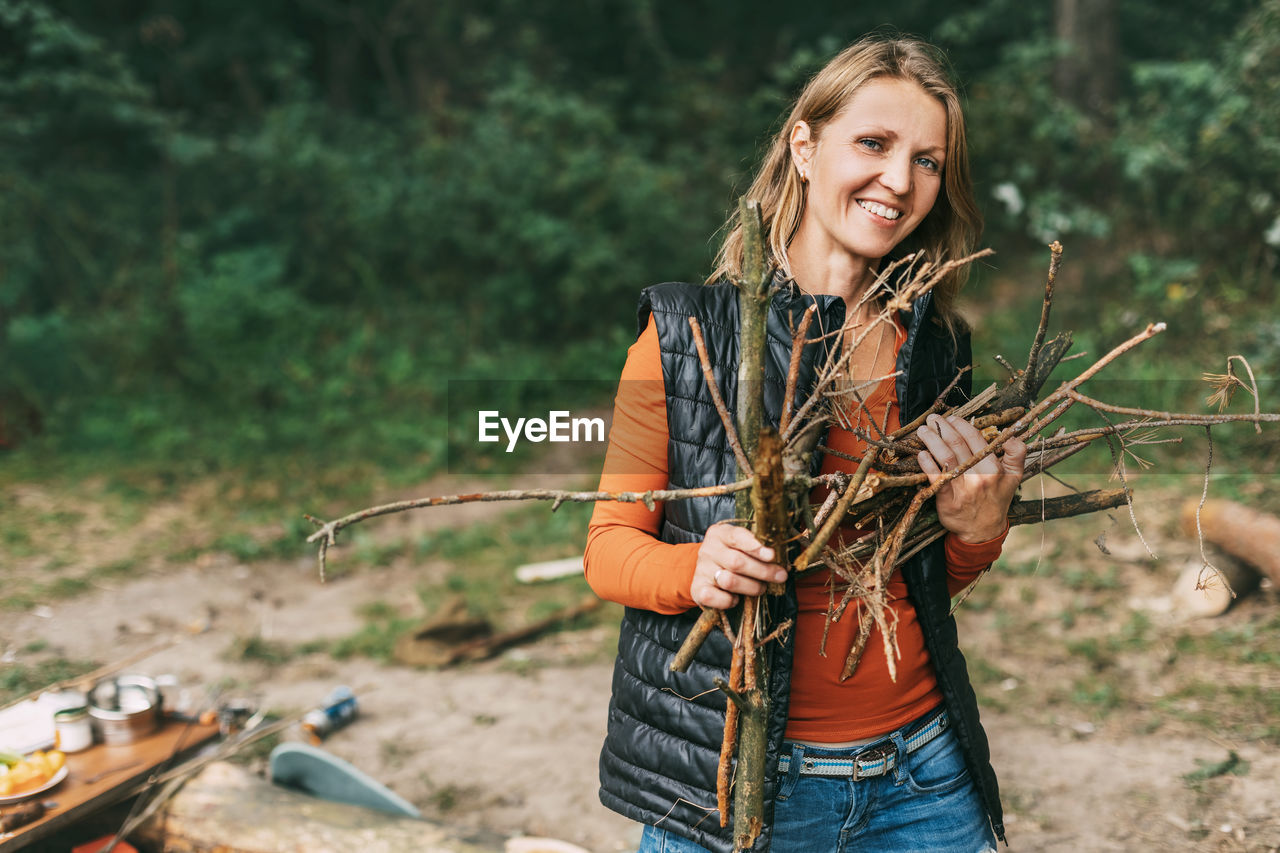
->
[[54, 705, 94, 752]]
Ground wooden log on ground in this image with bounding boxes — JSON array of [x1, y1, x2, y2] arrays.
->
[[1180, 499, 1280, 585], [132, 761, 496, 853], [393, 596, 601, 668], [1169, 555, 1261, 618]]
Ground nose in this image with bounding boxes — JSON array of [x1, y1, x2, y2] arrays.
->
[[878, 153, 913, 196]]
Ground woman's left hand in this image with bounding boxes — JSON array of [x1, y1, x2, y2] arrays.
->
[[915, 414, 1026, 543]]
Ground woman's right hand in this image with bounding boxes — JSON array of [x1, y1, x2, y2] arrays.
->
[[692, 522, 787, 609]]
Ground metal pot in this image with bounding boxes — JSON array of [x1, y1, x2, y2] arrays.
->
[[88, 674, 161, 745]]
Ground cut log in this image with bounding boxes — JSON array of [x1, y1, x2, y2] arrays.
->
[[1169, 556, 1260, 618], [132, 761, 497, 853], [1180, 499, 1280, 585]]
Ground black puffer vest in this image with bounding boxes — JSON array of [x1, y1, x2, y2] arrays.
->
[[597, 281, 1002, 851]]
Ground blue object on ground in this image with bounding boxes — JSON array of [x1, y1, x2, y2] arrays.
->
[[269, 741, 422, 819]]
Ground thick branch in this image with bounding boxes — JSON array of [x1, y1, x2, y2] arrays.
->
[[669, 610, 721, 673], [1008, 488, 1131, 525], [824, 488, 1132, 571], [716, 639, 745, 827], [839, 606, 875, 681], [752, 428, 790, 596], [732, 198, 772, 851]]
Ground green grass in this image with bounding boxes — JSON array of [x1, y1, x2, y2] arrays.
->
[[0, 447, 459, 611], [46, 576, 92, 597], [1066, 677, 1126, 717], [1147, 610, 1280, 743], [1060, 564, 1122, 592], [330, 616, 422, 661], [1064, 610, 1155, 672], [0, 558, 148, 611], [428, 783, 461, 812], [352, 539, 413, 569], [0, 658, 100, 705], [967, 537, 1280, 741], [95, 559, 138, 578], [356, 600, 399, 621], [2, 526, 36, 556], [1171, 611, 1280, 667], [1182, 751, 1250, 787], [0, 591, 37, 611], [413, 502, 594, 615], [225, 635, 299, 667], [330, 501, 617, 667], [1160, 682, 1280, 744]]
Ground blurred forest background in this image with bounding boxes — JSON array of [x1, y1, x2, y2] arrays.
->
[[2, 0, 1278, 479]]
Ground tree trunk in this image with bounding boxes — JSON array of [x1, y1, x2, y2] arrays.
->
[[326, 26, 360, 111], [1053, 0, 1119, 121]]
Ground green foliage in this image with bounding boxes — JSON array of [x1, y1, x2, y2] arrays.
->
[[963, 0, 1278, 368], [0, 0, 1274, 474], [0, 2, 721, 466]]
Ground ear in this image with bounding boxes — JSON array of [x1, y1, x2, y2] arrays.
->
[[789, 120, 814, 178]]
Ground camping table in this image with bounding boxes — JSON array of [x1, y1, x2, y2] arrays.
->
[[0, 718, 220, 851]]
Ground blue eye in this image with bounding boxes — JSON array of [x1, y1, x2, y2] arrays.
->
[[858, 138, 883, 151], [915, 156, 941, 173]]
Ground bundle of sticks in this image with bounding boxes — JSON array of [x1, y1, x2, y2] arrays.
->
[[661, 207, 1277, 848]]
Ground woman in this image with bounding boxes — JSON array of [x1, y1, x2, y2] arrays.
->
[[585, 35, 1026, 852]]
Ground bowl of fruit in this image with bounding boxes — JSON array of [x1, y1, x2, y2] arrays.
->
[[0, 749, 67, 802]]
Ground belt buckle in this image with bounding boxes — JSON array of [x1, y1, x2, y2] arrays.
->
[[850, 742, 895, 780]]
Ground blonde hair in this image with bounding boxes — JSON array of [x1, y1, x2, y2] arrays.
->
[[708, 35, 982, 328]]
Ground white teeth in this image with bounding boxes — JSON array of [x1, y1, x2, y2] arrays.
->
[[858, 200, 901, 220]]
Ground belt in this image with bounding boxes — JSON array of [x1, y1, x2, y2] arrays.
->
[[777, 710, 949, 780]]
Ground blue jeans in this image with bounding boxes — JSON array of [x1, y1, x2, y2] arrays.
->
[[637, 711, 997, 853]]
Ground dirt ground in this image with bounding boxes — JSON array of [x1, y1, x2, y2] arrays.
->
[[6, 471, 1280, 852]]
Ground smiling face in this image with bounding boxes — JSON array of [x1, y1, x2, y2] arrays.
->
[[788, 77, 947, 281]]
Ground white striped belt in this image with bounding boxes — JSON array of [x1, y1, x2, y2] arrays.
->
[[777, 709, 949, 780]]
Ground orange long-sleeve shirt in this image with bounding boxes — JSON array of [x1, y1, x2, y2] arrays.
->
[[585, 317, 1005, 742]]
